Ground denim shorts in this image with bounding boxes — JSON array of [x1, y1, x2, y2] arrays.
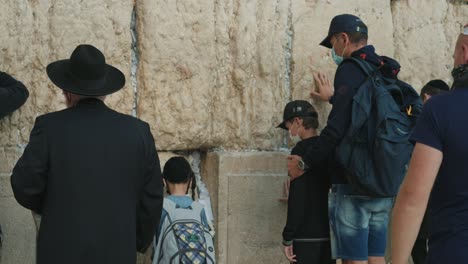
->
[[328, 184, 394, 260]]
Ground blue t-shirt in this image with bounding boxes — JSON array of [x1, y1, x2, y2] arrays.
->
[[410, 87, 468, 262]]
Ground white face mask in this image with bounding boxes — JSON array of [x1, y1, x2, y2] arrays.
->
[[288, 121, 302, 144], [289, 130, 301, 144]]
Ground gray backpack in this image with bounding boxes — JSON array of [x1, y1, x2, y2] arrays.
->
[[153, 198, 216, 264]]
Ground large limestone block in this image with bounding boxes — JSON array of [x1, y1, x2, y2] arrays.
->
[[137, 0, 290, 150], [212, 0, 290, 150], [136, 0, 218, 150], [0, 0, 134, 146], [202, 151, 289, 264], [392, 0, 468, 90], [290, 0, 395, 130]]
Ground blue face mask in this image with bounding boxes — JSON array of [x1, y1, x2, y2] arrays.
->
[[331, 47, 343, 66], [331, 36, 346, 66]]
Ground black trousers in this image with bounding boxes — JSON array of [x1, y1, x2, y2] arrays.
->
[[411, 239, 427, 264], [412, 209, 429, 264], [292, 240, 335, 264]]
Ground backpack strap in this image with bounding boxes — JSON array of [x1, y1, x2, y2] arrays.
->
[[189, 201, 205, 216], [162, 198, 177, 222]]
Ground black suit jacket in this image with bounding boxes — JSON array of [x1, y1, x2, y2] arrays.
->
[[11, 98, 163, 264]]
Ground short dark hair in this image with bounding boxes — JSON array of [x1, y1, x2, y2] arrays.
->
[[301, 116, 319, 129], [345, 31, 368, 45], [299, 107, 319, 129], [333, 31, 368, 46], [163, 156, 198, 200]]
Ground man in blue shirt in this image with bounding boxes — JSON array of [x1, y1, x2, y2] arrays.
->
[[287, 14, 399, 264], [391, 24, 468, 264], [411, 79, 449, 264]]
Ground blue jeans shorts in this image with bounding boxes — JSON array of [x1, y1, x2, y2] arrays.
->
[[328, 184, 394, 261]]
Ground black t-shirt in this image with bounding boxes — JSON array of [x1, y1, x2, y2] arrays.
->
[[282, 136, 331, 242], [410, 88, 468, 259]]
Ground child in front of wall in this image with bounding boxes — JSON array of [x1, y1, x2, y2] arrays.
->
[[153, 157, 215, 264], [277, 100, 335, 264]]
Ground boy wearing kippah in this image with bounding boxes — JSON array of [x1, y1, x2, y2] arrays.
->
[[420, 79, 450, 103]]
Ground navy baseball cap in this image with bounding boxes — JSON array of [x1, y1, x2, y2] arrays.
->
[[277, 100, 318, 130], [320, 14, 368, 49]]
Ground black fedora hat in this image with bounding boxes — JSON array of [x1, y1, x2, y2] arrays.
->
[[46, 44, 125, 96]]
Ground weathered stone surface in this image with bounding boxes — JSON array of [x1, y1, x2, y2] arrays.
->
[[0, 186, 36, 264], [290, 0, 395, 130], [0, 0, 134, 147], [137, 0, 400, 150], [0, 147, 23, 174], [137, 0, 290, 150], [392, 0, 468, 90], [211, 0, 290, 150], [136, 0, 218, 150], [0, 1, 466, 151], [202, 151, 288, 264]]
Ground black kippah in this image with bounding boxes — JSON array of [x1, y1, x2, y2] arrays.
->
[[425, 79, 449, 91], [163, 157, 193, 183]]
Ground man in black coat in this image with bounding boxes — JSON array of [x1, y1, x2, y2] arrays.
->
[[0, 70, 29, 258], [10, 44, 163, 264]]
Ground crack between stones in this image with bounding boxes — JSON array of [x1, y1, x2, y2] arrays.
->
[[282, 0, 294, 147], [130, 4, 139, 118]]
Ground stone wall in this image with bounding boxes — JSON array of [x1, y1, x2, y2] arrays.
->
[[202, 151, 288, 264], [392, 0, 468, 89], [0, 0, 467, 263]]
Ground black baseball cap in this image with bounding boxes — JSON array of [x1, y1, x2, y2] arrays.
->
[[277, 100, 318, 130], [320, 14, 368, 49]]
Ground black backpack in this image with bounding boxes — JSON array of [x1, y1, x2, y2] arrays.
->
[[335, 57, 422, 197]]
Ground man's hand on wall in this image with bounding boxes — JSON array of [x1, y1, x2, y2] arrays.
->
[[311, 72, 333, 102]]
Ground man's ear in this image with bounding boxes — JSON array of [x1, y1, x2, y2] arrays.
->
[[342, 32, 350, 45], [462, 42, 468, 64]]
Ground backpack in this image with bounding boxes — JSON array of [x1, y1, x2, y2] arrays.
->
[[153, 198, 216, 264], [335, 57, 422, 197]]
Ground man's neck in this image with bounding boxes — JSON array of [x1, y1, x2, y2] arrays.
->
[[168, 184, 189, 196], [345, 43, 366, 58], [300, 129, 317, 140]]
